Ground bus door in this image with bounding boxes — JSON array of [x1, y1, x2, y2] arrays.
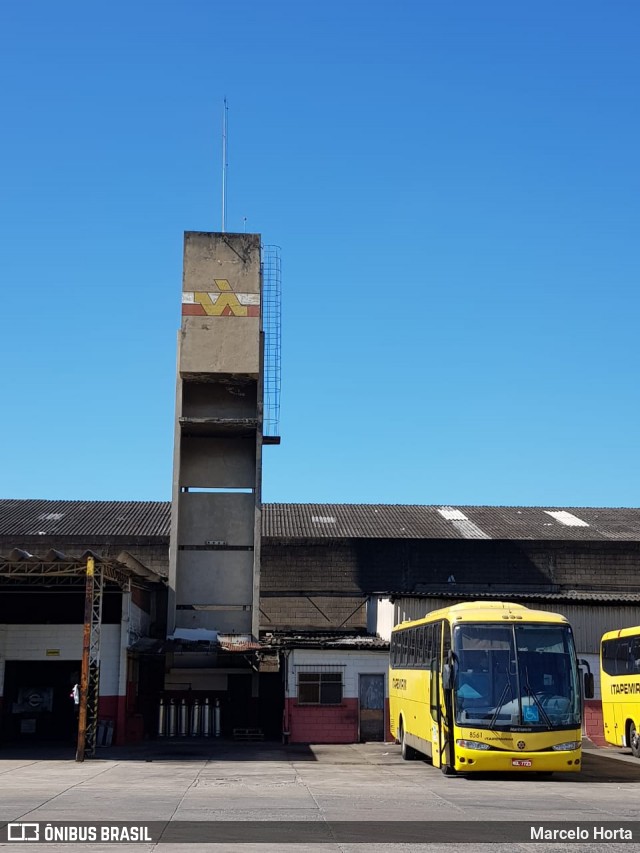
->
[[429, 621, 443, 767], [430, 658, 442, 766], [439, 620, 457, 772]]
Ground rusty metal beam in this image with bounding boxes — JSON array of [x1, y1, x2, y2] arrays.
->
[[75, 556, 102, 761], [0, 558, 131, 590], [76, 555, 94, 762], [86, 558, 103, 756]]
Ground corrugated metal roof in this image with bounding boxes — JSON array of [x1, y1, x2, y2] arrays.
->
[[2, 500, 640, 544], [392, 589, 640, 603], [263, 503, 453, 539], [263, 503, 640, 542], [0, 499, 171, 538]]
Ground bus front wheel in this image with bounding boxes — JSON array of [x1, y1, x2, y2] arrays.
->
[[400, 723, 417, 760], [629, 722, 640, 759]]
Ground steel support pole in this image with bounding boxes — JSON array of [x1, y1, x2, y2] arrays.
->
[[75, 555, 94, 762], [76, 555, 102, 760]]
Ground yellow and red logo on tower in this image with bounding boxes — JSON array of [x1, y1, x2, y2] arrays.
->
[[182, 279, 260, 317]]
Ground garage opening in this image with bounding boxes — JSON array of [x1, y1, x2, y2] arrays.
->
[[1, 660, 81, 744]]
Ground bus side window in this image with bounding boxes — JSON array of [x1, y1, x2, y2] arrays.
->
[[409, 629, 416, 668], [417, 627, 425, 667], [602, 639, 615, 676], [602, 637, 638, 676], [616, 641, 631, 675], [631, 637, 640, 674], [443, 620, 451, 661], [425, 624, 433, 667]]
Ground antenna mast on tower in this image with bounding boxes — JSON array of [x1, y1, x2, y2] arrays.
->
[[221, 98, 228, 232]]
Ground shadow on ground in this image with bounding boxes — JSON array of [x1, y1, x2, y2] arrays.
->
[[417, 752, 640, 784], [1, 741, 639, 783], [0, 739, 317, 763]]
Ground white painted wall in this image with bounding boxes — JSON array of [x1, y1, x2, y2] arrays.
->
[[0, 625, 121, 697], [367, 597, 395, 640], [286, 649, 389, 700]]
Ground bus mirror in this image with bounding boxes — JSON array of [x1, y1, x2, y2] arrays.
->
[[584, 672, 594, 699], [442, 650, 457, 690]]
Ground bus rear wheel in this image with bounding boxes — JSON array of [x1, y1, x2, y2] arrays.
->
[[629, 722, 640, 759], [400, 723, 417, 760]]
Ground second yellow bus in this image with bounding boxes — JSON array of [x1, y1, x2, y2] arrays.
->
[[600, 626, 640, 758]]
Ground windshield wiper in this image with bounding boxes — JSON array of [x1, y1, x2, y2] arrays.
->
[[523, 667, 553, 730], [489, 674, 514, 729]]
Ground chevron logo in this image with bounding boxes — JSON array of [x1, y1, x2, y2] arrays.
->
[[182, 280, 260, 317]]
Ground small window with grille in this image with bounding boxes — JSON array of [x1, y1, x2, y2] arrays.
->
[[298, 672, 343, 705]]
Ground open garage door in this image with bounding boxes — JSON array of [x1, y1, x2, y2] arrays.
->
[[1, 660, 81, 743]]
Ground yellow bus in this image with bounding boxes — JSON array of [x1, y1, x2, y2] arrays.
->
[[389, 601, 593, 775], [600, 626, 640, 758]]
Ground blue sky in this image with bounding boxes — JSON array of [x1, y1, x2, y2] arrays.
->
[[1, 1, 638, 507]]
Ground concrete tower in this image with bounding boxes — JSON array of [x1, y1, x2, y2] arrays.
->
[[168, 232, 263, 640]]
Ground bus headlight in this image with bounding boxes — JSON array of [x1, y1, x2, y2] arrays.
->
[[551, 741, 581, 751], [456, 739, 491, 750]]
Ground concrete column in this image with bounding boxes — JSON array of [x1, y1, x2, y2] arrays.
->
[[169, 232, 264, 639]]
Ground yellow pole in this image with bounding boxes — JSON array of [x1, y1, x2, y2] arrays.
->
[[75, 555, 94, 762]]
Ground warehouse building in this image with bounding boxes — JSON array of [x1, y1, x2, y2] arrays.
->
[[1, 231, 638, 751], [1, 499, 639, 747], [0, 500, 167, 747]]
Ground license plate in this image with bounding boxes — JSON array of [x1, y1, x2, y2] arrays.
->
[[512, 759, 532, 767]]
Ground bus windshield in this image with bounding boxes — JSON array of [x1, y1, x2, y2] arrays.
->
[[453, 623, 580, 730]]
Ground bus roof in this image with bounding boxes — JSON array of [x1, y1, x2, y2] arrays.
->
[[393, 601, 569, 630], [601, 625, 640, 642]]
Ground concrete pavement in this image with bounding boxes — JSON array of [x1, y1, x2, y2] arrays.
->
[[0, 740, 639, 851]]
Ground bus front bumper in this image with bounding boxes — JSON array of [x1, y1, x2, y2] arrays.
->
[[454, 747, 582, 773]]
